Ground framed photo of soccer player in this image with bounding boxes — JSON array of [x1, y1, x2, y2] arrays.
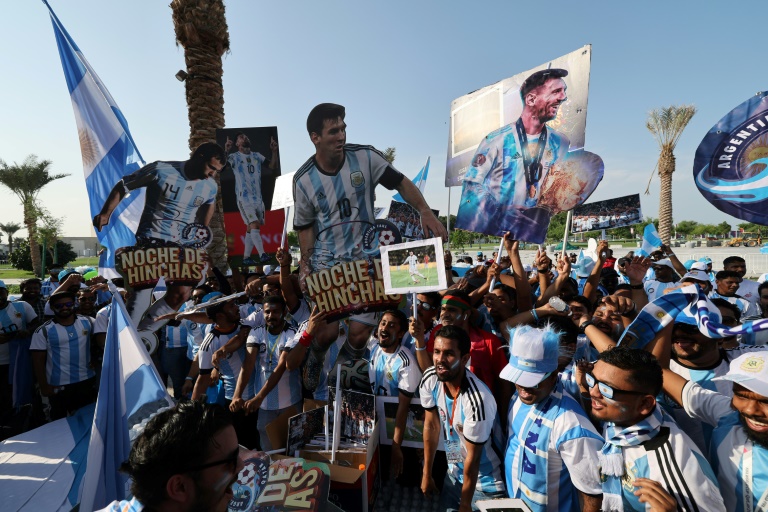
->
[[216, 126, 284, 266], [380, 237, 447, 294], [375, 396, 445, 450]]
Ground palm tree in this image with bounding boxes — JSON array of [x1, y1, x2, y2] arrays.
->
[[0, 156, 68, 276], [0, 222, 22, 256], [171, 0, 230, 270], [646, 105, 697, 244]]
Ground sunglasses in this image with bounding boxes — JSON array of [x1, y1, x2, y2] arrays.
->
[[78, 297, 96, 302], [52, 301, 75, 310], [416, 299, 434, 311], [186, 447, 239, 473], [585, 372, 646, 400]]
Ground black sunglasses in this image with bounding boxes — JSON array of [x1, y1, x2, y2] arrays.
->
[[186, 447, 239, 473], [416, 299, 435, 311], [52, 301, 75, 310]]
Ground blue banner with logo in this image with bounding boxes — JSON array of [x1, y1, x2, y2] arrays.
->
[[694, 91, 768, 224]]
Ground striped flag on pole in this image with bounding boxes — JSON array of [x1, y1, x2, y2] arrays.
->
[[44, 0, 145, 278], [393, 157, 430, 203], [636, 224, 662, 257]]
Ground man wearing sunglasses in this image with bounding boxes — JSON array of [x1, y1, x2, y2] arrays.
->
[[584, 347, 724, 512], [99, 401, 243, 512], [501, 324, 603, 512], [30, 291, 97, 420]]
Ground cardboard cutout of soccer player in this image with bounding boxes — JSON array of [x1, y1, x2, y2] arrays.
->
[[571, 194, 643, 233], [92, 142, 225, 353], [455, 66, 604, 243], [216, 127, 284, 266], [694, 91, 768, 225]]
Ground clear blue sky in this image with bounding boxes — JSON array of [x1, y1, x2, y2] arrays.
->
[[2, 0, 765, 239]]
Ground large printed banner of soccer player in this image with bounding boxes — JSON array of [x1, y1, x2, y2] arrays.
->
[[91, 142, 226, 353], [571, 194, 643, 233], [216, 127, 284, 266], [451, 46, 604, 243], [380, 238, 447, 295], [694, 91, 768, 224]]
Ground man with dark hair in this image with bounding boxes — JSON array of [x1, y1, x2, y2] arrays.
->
[[724, 255, 761, 310], [75, 288, 98, 318], [30, 291, 96, 419], [40, 264, 63, 299], [584, 347, 724, 512], [457, 69, 570, 237], [18, 278, 45, 319], [712, 270, 760, 318], [98, 401, 243, 512], [224, 132, 279, 265], [293, 102, 446, 388], [419, 325, 504, 511]]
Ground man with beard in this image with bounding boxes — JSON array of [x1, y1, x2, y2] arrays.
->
[[661, 350, 768, 512], [369, 310, 422, 485], [419, 326, 504, 511], [643, 259, 681, 301], [724, 256, 761, 310], [583, 347, 724, 512], [18, 278, 45, 320], [98, 401, 243, 512], [233, 295, 300, 451], [457, 69, 570, 239], [75, 288, 98, 318], [192, 295, 259, 449], [30, 291, 96, 419], [501, 324, 603, 512], [225, 132, 279, 265]]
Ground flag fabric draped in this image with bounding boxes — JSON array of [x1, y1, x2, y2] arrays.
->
[[80, 288, 174, 511], [44, 0, 145, 278], [636, 224, 662, 257], [392, 157, 430, 203], [619, 284, 768, 350]]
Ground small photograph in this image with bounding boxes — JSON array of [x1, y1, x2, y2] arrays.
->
[[571, 194, 643, 233], [376, 396, 445, 450], [386, 201, 438, 241], [380, 237, 447, 294], [329, 388, 376, 445], [286, 406, 326, 456]]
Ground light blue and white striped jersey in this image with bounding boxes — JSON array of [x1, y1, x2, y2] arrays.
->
[[122, 161, 217, 243], [240, 304, 263, 327], [710, 291, 761, 318], [0, 301, 37, 365], [93, 304, 110, 335], [185, 318, 204, 360], [668, 346, 762, 454], [228, 151, 266, 206], [40, 278, 59, 298], [601, 407, 724, 512], [293, 144, 400, 269], [419, 367, 504, 494], [682, 381, 766, 512], [198, 325, 256, 400], [505, 383, 603, 512], [285, 320, 347, 401], [736, 279, 761, 310], [369, 344, 421, 397], [164, 302, 189, 349], [245, 324, 300, 410], [30, 315, 95, 386], [644, 280, 682, 301], [97, 497, 144, 512]]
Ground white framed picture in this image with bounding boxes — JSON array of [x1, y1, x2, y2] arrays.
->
[[380, 237, 447, 295]]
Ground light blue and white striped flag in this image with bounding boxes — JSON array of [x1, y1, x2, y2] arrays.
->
[[45, 0, 145, 278], [79, 288, 173, 511], [392, 157, 430, 203], [636, 224, 662, 257]]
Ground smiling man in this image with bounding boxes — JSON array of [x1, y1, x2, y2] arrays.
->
[[99, 401, 243, 512], [500, 324, 603, 512]]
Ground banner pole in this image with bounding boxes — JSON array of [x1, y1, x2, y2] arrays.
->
[[446, 187, 451, 247], [562, 210, 572, 260], [488, 237, 505, 290], [280, 206, 291, 249]]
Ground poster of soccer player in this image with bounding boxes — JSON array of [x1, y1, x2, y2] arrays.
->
[[216, 126, 284, 266], [694, 91, 768, 224], [380, 238, 447, 294], [92, 143, 226, 352], [375, 396, 444, 450], [386, 201, 439, 241], [571, 194, 643, 233], [453, 47, 604, 243]]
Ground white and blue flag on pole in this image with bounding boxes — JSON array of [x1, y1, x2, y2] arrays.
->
[[44, 0, 145, 278], [80, 288, 174, 511], [392, 157, 430, 203], [636, 223, 662, 257]]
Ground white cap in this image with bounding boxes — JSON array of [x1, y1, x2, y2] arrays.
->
[[713, 350, 768, 397], [500, 325, 560, 388], [652, 258, 675, 270], [682, 269, 710, 282]]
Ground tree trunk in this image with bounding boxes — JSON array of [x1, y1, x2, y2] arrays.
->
[[171, 0, 230, 271], [657, 147, 676, 245], [24, 204, 41, 277]]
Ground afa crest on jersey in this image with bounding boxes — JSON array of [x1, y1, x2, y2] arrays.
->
[[350, 171, 365, 188]]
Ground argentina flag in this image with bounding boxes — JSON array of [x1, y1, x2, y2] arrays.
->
[[392, 156, 430, 202], [636, 223, 662, 257], [80, 287, 174, 511], [44, 0, 145, 277]]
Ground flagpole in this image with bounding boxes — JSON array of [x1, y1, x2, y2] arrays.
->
[[562, 210, 572, 260], [446, 187, 451, 247], [280, 206, 291, 249]]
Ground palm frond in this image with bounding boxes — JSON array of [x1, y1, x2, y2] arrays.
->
[[646, 105, 697, 150]]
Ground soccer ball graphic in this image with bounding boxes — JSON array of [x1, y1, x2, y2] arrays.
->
[[237, 462, 256, 485], [379, 230, 396, 246]]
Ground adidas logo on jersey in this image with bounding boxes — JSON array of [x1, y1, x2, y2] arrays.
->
[[511, 152, 522, 159]]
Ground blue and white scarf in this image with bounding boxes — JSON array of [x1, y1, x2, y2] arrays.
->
[[599, 406, 664, 512], [514, 386, 563, 508], [618, 284, 768, 349]]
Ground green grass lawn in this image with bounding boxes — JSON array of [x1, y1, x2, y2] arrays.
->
[[0, 256, 101, 281], [388, 264, 439, 288]]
